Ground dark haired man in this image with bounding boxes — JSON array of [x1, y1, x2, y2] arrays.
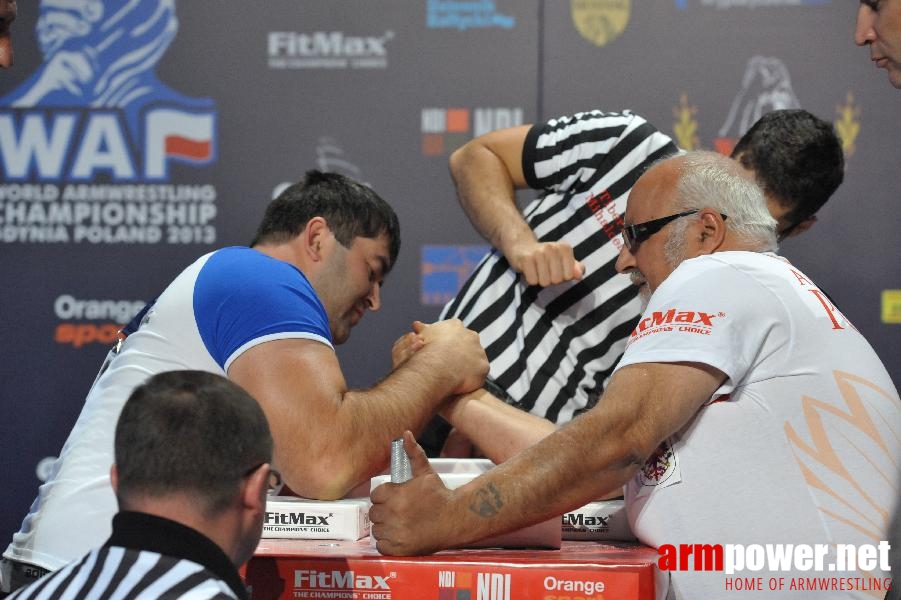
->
[[730, 109, 843, 238], [1, 171, 487, 593], [8, 370, 274, 599], [431, 108, 843, 458]]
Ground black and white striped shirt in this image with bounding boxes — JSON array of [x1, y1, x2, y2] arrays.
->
[[9, 512, 247, 600], [442, 110, 678, 423]]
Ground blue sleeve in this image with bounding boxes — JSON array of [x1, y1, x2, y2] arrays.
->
[[193, 247, 333, 369]]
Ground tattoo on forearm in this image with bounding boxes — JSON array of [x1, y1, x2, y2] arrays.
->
[[469, 483, 503, 518]]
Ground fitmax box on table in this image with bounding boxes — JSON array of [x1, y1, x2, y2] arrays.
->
[[263, 458, 635, 543]]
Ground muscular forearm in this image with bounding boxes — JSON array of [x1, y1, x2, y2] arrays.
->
[[322, 352, 466, 496], [230, 323, 487, 501], [372, 363, 725, 555], [303, 328, 487, 499], [420, 410, 645, 552], [450, 129, 583, 287], [439, 366, 721, 546], [442, 390, 557, 463], [449, 130, 534, 257]]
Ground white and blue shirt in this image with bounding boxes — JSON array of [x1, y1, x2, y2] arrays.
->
[[4, 247, 331, 572]]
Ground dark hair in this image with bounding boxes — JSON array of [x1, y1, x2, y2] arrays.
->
[[114, 370, 273, 516], [731, 109, 844, 223], [251, 170, 401, 269]]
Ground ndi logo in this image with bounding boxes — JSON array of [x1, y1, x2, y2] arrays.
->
[[437, 570, 512, 600], [427, 0, 516, 30], [0, 0, 219, 246], [421, 107, 523, 156]]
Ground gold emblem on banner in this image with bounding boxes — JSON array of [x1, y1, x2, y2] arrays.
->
[[571, 0, 631, 48], [835, 91, 860, 157], [882, 290, 901, 324], [672, 93, 700, 151]]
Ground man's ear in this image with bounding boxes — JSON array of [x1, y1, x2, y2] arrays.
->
[[784, 215, 817, 238], [303, 217, 330, 261], [110, 464, 119, 494], [242, 464, 269, 512], [697, 209, 727, 251]]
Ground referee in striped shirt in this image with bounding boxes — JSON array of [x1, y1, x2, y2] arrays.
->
[[6, 370, 276, 599]]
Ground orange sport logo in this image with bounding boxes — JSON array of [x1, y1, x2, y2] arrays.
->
[[53, 294, 144, 348]]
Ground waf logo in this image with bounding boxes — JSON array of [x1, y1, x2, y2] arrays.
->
[[438, 570, 512, 600], [630, 308, 725, 342], [421, 107, 523, 156], [0, 0, 218, 246]]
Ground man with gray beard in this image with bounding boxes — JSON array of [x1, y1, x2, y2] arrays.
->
[[372, 151, 901, 599], [428, 109, 844, 463]]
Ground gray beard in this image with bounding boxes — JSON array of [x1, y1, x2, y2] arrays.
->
[[663, 226, 689, 271]]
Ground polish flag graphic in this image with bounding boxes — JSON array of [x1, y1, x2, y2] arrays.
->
[[145, 108, 216, 178]]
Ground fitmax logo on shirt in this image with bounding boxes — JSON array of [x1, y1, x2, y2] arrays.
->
[[630, 308, 725, 341]]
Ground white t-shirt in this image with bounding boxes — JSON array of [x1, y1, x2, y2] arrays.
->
[[615, 252, 900, 599], [5, 247, 333, 571]]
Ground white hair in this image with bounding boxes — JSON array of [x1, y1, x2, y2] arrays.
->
[[668, 150, 778, 252]]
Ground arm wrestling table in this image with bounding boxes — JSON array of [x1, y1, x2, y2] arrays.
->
[[244, 538, 659, 600]]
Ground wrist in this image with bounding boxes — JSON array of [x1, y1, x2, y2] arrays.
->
[[438, 393, 470, 424], [500, 231, 538, 259]]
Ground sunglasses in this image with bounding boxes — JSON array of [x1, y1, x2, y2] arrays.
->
[[621, 209, 728, 250]]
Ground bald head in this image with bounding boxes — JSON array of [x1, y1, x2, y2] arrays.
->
[[616, 151, 777, 302], [668, 151, 778, 251]]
